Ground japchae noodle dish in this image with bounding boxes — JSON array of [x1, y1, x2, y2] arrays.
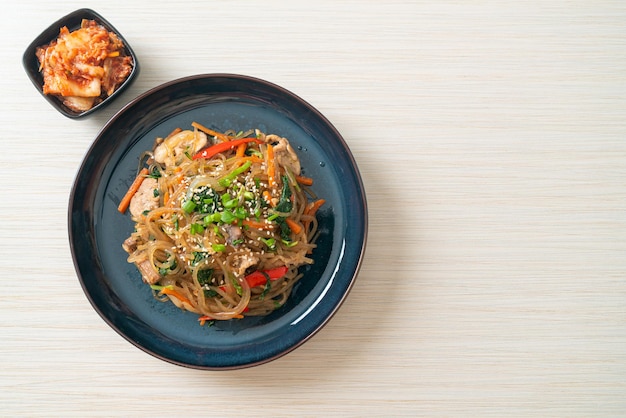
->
[[119, 122, 325, 324]]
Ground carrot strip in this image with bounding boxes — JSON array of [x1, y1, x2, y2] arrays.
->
[[306, 199, 326, 216], [224, 155, 262, 167], [303, 198, 326, 233], [238, 155, 263, 165], [117, 168, 150, 213], [242, 219, 275, 230], [191, 122, 229, 142], [267, 143, 276, 189], [295, 175, 314, 186], [285, 217, 303, 235], [160, 287, 193, 307], [198, 315, 215, 325], [262, 190, 275, 207], [235, 142, 246, 158], [198, 313, 242, 323]]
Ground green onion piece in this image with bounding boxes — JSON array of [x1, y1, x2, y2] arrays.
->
[[205, 213, 222, 224], [234, 206, 247, 219], [190, 223, 205, 235], [218, 160, 252, 187], [231, 277, 243, 296], [232, 159, 252, 176], [154, 283, 175, 290], [212, 243, 226, 252], [261, 237, 276, 250], [182, 200, 197, 213], [221, 210, 236, 224]]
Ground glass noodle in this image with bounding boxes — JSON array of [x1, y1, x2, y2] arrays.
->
[[120, 123, 324, 324]]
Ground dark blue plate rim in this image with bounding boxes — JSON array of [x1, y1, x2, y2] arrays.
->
[[68, 74, 368, 369]]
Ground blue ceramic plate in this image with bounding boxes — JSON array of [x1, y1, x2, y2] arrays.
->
[[68, 74, 367, 369]]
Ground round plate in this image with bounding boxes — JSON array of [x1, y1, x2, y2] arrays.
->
[[68, 74, 368, 369]]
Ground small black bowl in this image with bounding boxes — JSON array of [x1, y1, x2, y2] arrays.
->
[[22, 8, 139, 119]]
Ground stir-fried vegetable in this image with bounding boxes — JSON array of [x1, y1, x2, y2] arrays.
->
[[192, 137, 261, 160]]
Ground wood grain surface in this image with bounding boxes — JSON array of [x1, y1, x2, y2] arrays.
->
[[1, 1, 625, 416]]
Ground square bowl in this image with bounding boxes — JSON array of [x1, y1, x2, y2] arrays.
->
[[22, 8, 139, 119]]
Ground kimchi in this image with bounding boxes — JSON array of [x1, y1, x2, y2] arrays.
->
[[35, 19, 133, 112]]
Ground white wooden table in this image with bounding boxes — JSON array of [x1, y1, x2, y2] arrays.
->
[[2, 1, 625, 416]]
